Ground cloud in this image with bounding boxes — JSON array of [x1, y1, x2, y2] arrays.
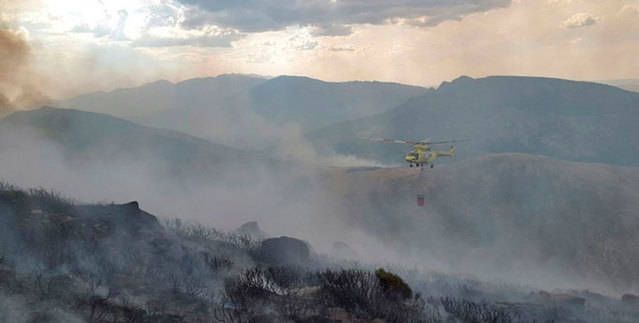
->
[[70, 23, 113, 38], [311, 24, 353, 37], [562, 13, 597, 29], [68, 9, 129, 41], [132, 31, 241, 48], [329, 46, 355, 52], [295, 40, 318, 51], [177, 0, 512, 34]]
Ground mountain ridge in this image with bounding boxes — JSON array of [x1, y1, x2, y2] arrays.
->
[[310, 75, 639, 166], [56, 74, 428, 143]]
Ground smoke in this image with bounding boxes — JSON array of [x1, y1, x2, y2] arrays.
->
[[0, 122, 370, 253], [1, 110, 633, 296], [0, 25, 50, 112], [0, 292, 85, 323]]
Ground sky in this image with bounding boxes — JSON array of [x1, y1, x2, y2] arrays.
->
[[1, 0, 638, 104]]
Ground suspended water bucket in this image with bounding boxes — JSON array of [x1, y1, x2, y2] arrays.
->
[[416, 194, 425, 207]]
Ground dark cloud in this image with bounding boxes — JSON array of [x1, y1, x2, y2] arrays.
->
[[311, 24, 353, 37], [176, 0, 511, 35]]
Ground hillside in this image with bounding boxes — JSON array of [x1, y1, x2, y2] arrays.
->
[[2, 183, 639, 322], [0, 107, 278, 181], [311, 76, 639, 166], [57, 74, 427, 143], [328, 153, 639, 291], [248, 75, 428, 129], [58, 74, 267, 118]]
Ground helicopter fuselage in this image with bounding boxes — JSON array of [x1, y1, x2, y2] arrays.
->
[[404, 143, 455, 168], [405, 149, 431, 165]]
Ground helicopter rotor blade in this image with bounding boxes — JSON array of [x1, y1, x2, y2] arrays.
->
[[424, 139, 470, 145], [368, 137, 420, 145], [365, 137, 469, 145]]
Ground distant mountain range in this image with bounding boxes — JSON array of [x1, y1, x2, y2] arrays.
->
[[59, 74, 639, 167], [330, 153, 639, 291], [58, 74, 266, 118], [310, 76, 639, 166], [248, 75, 428, 129], [58, 74, 428, 144]]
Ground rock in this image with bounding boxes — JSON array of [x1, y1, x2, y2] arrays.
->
[[622, 293, 639, 305], [536, 291, 585, 306], [258, 236, 310, 265], [73, 201, 162, 234]]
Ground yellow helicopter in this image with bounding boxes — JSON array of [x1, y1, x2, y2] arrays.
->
[[369, 138, 467, 168]]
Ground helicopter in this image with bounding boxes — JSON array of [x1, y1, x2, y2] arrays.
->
[[369, 138, 467, 168]]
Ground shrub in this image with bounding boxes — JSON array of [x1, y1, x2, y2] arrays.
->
[[316, 268, 437, 322], [440, 297, 515, 323], [375, 268, 412, 300]]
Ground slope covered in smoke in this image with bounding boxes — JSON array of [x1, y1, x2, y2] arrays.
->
[[0, 106, 338, 236], [0, 106, 277, 180], [2, 183, 639, 322], [57, 74, 427, 145], [329, 153, 639, 292], [311, 76, 639, 166]]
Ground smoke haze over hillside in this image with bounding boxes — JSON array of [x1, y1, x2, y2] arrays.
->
[[2, 107, 639, 297], [1, 1, 638, 321], [0, 108, 384, 258]]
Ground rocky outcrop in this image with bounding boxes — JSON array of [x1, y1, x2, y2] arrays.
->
[[257, 236, 310, 265], [73, 201, 162, 235]]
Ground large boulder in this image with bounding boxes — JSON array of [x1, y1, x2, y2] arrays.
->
[[622, 293, 639, 305], [73, 201, 163, 235], [535, 291, 586, 307], [257, 236, 310, 265]]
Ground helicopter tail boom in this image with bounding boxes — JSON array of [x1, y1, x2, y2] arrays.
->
[[435, 146, 456, 157]]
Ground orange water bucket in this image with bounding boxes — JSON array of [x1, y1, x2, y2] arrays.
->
[[417, 194, 425, 207]]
